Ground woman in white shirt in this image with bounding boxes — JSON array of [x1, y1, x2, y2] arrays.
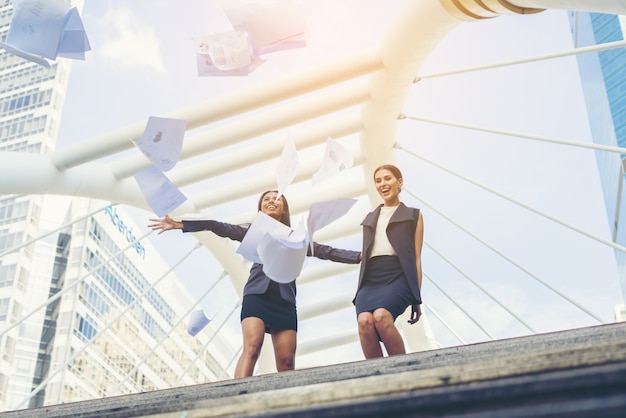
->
[[353, 164, 424, 358]]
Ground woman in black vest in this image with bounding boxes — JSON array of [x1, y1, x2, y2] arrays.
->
[[354, 164, 424, 358], [149, 190, 361, 377]]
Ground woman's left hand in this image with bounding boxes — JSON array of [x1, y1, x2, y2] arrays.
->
[[408, 303, 421, 324]]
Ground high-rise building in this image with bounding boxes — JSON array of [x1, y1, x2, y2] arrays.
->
[[0, 1, 237, 411], [568, 11, 626, 304]]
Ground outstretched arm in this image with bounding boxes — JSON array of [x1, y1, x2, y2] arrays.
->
[[149, 216, 247, 241], [310, 242, 361, 264]]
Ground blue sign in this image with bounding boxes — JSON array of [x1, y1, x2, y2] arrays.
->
[[105, 206, 146, 259]]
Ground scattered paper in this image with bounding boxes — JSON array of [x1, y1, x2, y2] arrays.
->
[[236, 211, 291, 264], [134, 165, 187, 217], [187, 310, 210, 336], [312, 138, 354, 186], [132, 116, 186, 172], [193, 31, 251, 70], [258, 220, 308, 284], [192, 32, 264, 76], [307, 198, 357, 238], [0, 1, 91, 66], [275, 139, 298, 201], [220, 0, 308, 55], [56, 7, 91, 60]]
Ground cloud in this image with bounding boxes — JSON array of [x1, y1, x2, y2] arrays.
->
[[97, 5, 165, 73]]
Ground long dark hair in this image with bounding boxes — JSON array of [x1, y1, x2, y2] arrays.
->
[[257, 190, 291, 227]]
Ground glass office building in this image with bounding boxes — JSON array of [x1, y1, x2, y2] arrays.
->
[[568, 11, 626, 304], [0, 0, 236, 411]]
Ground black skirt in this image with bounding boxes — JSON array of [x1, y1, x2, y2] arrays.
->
[[240, 280, 297, 333], [355, 255, 416, 320]]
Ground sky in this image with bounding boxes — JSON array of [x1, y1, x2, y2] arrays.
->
[[52, 0, 625, 370]]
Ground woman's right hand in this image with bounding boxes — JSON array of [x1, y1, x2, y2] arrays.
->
[[148, 215, 180, 234]]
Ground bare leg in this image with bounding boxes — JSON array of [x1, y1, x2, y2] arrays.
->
[[372, 308, 406, 356], [234, 317, 266, 378], [357, 311, 384, 358], [270, 328, 297, 372]]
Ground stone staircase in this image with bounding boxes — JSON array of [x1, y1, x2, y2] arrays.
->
[[3, 322, 626, 417]]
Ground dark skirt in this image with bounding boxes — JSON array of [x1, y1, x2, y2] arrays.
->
[[355, 255, 416, 320], [240, 280, 297, 333]]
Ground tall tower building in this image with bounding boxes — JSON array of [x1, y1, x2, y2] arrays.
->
[[0, 1, 237, 411], [1, 0, 80, 409], [568, 11, 626, 304]]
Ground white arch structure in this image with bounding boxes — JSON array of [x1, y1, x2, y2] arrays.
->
[[2, 0, 626, 376]]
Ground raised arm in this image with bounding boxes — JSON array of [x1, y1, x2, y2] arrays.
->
[[148, 215, 247, 242]]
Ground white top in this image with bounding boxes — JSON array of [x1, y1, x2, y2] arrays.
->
[[370, 205, 398, 257]]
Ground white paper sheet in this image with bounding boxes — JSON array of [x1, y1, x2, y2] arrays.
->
[[56, 7, 92, 60], [187, 309, 210, 336], [307, 198, 357, 238], [220, 0, 308, 55], [134, 165, 187, 217], [0, 40, 51, 67], [193, 32, 251, 70], [0, 1, 90, 66], [236, 211, 291, 264], [258, 230, 308, 283], [133, 116, 187, 172], [257, 219, 308, 283], [236, 199, 354, 282], [312, 137, 354, 186], [192, 33, 264, 76], [275, 139, 298, 201]]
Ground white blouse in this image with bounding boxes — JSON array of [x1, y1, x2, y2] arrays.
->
[[370, 205, 398, 257]]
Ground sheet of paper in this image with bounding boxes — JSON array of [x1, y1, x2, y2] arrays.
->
[[220, 0, 308, 55], [187, 309, 210, 337], [56, 7, 91, 60], [236, 211, 291, 263], [6, 0, 68, 60], [193, 32, 251, 70], [312, 137, 354, 186], [258, 224, 308, 283], [307, 198, 357, 238], [275, 139, 298, 201], [1, 0, 90, 66], [0, 40, 51, 67], [192, 34, 264, 76], [134, 165, 187, 217], [132, 116, 187, 172]]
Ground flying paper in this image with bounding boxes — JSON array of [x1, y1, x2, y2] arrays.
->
[[258, 219, 308, 284], [0, 0, 91, 67], [312, 138, 354, 186], [132, 116, 186, 172], [192, 32, 264, 76], [236, 211, 291, 264], [307, 198, 357, 239], [56, 7, 91, 60], [275, 139, 298, 201], [187, 310, 210, 337], [236, 211, 309, 283], [236, 198, 356, 283], [220, 0, 308, 55], [134, 165, 187, 217]]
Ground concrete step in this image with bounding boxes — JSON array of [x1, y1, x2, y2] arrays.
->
[[4, 322, 626, 417]]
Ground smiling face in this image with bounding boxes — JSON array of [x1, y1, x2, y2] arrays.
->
[[258, 191, 288, 224], [374, 168, 403, 206]]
